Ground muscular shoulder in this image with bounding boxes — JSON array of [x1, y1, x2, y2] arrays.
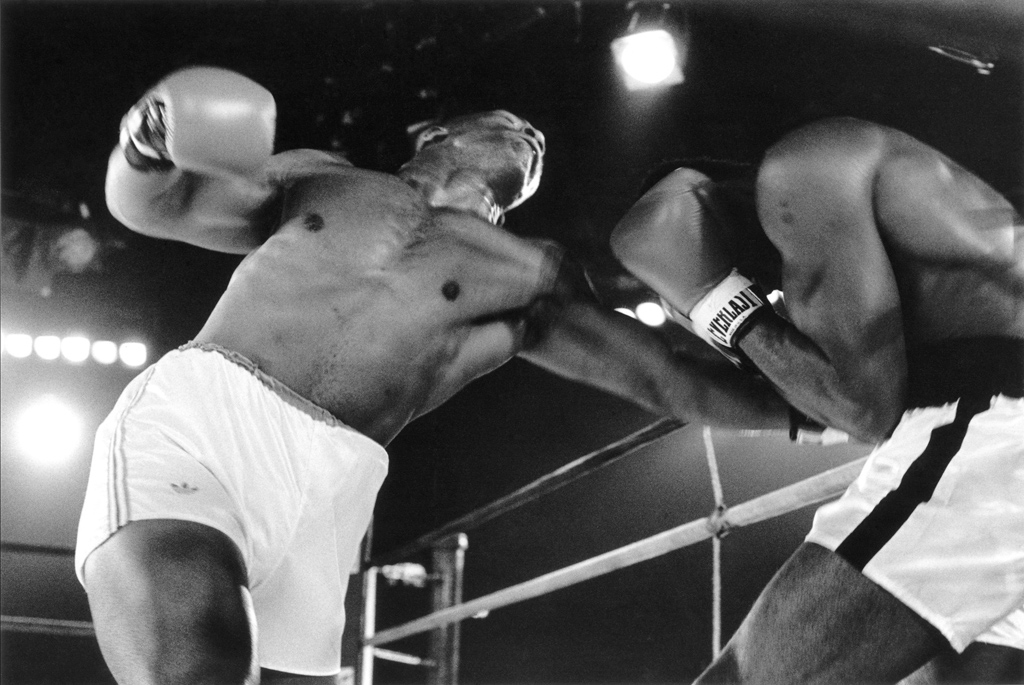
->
[[765, 117, 893, 158], [265, 149, 355, 187], [757, 118, 918, 200]]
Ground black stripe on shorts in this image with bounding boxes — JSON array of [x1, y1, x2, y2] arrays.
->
[[835, 394, 991, 571]]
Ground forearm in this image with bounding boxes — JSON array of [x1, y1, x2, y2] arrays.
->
[[105, 147, 275, 254], [106, 67, 279, 254], [734, 312, 901, 443], [520, 300, 790, 430]]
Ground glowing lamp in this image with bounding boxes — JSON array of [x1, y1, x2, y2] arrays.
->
[[91, 340, 119, 365], [612, 29, 683, 90], [119, 342, 148, 367], [34, 335, 62, 361], [61, 336, 91, 363], [15, 395, 84, 465], [635, 301, 667, 327], [5, 333, 34, 358]]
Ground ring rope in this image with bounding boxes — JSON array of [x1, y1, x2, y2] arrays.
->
[[374, 418, 685, 565], [1, 615, 95, 637], [367, 455, 867, 647]]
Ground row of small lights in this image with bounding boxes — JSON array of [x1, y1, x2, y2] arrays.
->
[[1, 332, 148, 368]]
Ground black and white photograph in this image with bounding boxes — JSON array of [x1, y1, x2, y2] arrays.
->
[[2, 2, 1022, 683]]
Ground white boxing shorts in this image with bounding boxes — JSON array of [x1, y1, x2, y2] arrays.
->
[[806, 394, 1024, 652], [75, 343, 388, 676]]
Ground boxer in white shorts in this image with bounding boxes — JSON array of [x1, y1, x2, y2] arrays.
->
[[76, 342, 388, 675], [609, 117, 1024, 682], [84, 66, 794, 685]]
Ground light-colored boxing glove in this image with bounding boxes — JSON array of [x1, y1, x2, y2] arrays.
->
[[119, 66, 276, 177], [613, 167, 774, 370]]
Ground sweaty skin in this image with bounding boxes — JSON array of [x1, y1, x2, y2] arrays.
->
[[614, 118, 1024, 443], [94, 100, 794, 685], [107, 109, 792, 446], [194, 161, 560, 446], [609, 117, 1024, 684], [742, 118, 1024, 441], [112, 111, 555, 447]]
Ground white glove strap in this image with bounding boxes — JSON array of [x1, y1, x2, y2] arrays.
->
[[689, 269, 766, 348]]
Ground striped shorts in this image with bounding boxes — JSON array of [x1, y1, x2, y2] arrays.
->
[[806, 394, 1024, 652], [75, 343, 388, 675]]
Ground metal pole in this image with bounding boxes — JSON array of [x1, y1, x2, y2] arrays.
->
[[359, 567, 378, 685], [428, 533, 468, 685]]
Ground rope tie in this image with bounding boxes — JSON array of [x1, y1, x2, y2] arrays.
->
[[704, 503, 732, 539]]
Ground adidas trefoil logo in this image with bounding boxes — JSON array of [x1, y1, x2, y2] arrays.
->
[[171, 482, 200, 495]]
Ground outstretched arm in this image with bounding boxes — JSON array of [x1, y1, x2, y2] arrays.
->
[[519, 298, 791, 431], [105, 67, 280, 254], [611, 161, 901, 444]]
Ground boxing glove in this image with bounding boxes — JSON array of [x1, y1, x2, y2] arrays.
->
[[611, 167, 772, 368], [119, 66, 276, 178]]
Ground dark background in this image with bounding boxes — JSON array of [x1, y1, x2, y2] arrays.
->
[[2, 1, 1021, 683]]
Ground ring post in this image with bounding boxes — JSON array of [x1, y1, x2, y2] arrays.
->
[[429, 533, 469, 685], [359, 566, 378, 685]]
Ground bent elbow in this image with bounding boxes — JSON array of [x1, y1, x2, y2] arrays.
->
[[843, 391, 905, 444]]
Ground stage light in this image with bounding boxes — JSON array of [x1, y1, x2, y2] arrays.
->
[[33, 335, 62, 361], [61, 336, 91, 363], [119, 341, 148, 367], [91, 340, 118, 365], [5, 333, 34, 358], [14, 395, 84, 465], [612, 29, 682, 90], [635, 301, 667, 327]]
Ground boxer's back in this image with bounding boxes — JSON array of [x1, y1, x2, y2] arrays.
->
[[870, 135, 1024, 345], [758, 117, 1024, 347]]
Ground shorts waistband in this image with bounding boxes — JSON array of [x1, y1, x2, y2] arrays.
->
[[178, 341, 348, 428], [906, 336, 1023, 409]]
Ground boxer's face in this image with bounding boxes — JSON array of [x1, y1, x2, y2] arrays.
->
[[413, 110, 545, 211]]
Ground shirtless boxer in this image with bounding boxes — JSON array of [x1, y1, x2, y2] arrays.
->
[[610, 117, 1023, 683], [75, 67, 791, 685]]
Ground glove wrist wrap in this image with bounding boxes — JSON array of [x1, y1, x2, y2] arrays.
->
[[690, 269, 766, 348], [685, 269, 775, 371]]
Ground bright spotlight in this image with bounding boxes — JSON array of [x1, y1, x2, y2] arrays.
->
[[5, 333, 33, 358], [611, 29, 683, 91], [61, 336, 91, 363], [34, 335, 62, 361], [15, 395, 84, 465], [119, 341, 148, 367], [635, 301, 667, 327], [92, 340, 118, 365]]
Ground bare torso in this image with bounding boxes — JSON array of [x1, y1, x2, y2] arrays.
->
[[194, 155, 560, 445]]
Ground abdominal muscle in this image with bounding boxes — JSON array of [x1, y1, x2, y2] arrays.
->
[[194, 182, 517, 445]]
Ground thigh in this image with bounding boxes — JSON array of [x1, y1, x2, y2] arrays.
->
[[696, 542, 947, 684], [83, 519, 256, 685]]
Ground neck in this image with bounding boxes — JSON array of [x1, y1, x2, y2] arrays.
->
[[398, 163, 504, 226]]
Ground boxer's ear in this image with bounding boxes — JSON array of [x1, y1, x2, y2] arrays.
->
[[408, 120, 447, 151]]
